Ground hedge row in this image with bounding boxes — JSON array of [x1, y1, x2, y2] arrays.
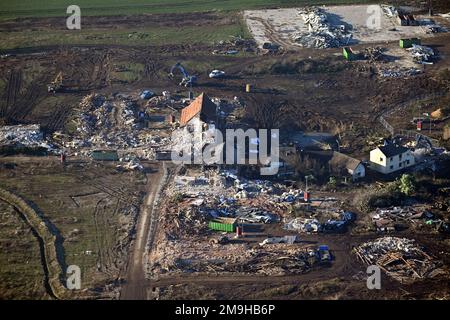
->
[[0, 187, 67, 299]]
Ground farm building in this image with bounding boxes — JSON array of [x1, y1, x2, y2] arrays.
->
[[306, 150, 365, 180], [369, 144, 415, 174], [180, 93, 218, 128]]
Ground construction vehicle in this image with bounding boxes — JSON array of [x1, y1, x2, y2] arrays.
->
[[168, 62, 197, 87], [47, 72, 63, 93], [316, 245, 332, 264]]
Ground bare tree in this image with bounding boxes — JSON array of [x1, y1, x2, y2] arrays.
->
[[244, 94, 292, 129]]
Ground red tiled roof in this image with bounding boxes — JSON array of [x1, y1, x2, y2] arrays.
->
[[180, 93, 216, 126]]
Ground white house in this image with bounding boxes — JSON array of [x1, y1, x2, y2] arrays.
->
[[369, 144, 415, 174]]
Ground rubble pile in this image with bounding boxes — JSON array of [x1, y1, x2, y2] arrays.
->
[[370, 205, 435, 232], [408, 44, 435, 64], [285, 210, 355, 234], [363, 47, 386, 62], [378, 67, 421, 78], [285, 218, 322, 233], [212, 36, 256, 55], [381, 4, 398, 18], [63, 93, 164, 158], [0, 124, 56, 151], [354, 237, 444, 283], [159, 200, 212, 238], [145, 95, 182, 110], [149, 241, 318, 276], [294, 7, 351, 48]]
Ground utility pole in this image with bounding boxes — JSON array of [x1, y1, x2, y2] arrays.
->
[[428, 0, 433, 16]]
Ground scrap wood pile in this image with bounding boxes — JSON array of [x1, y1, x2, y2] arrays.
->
[[294, 7, 351, 48], [363, 47, 386, 63], [149, 241, 317, 276], [353, 237, 445, 283], [159, 199, 211, 238], [200, 249, 315, 275], [370, 206, 435, 232]]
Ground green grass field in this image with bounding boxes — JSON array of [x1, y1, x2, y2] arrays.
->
[[0, 23, 249, 50], [0, 0, 375, 20]]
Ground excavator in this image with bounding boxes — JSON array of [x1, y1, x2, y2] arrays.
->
[[168, 62, 197, 87], [47, 71, 63, 93]]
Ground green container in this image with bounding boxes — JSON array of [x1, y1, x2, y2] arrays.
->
[[91, 150, 119, 161], [343, 47, 355, 61], [208, 218, 237, 233], [399, 38, 421, 48]]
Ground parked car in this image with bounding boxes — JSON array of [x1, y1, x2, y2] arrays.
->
[[317, 245, 332, 264], [140, 90, 154, 99], [341, 211, 356, 222], [322, 220, 347, 233], [240, 215, 264, 224], [209, 70, 226, 79]]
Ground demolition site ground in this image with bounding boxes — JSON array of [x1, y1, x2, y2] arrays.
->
[[1, 2, 450, 300]]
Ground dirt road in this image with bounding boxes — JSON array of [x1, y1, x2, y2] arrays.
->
[[120, 162, 163, 300]]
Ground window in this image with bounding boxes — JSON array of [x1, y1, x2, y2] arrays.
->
[[390, 165, 394, 170], [399, 162, 402, 167], [380, 157, 383, 162], [390, 157, 393, 161], [399, 154, 402, 160], [406, 160, 410, 165]]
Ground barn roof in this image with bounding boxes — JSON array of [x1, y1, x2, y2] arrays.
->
[[180, 93, 217, 126]]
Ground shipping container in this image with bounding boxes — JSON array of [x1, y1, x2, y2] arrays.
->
[[208, 217, 237, 233], [91, 150, 119, 161], [343, 47, 356, 61], [399, 38, 421, 48]]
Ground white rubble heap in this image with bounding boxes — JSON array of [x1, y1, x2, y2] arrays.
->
[[354, 237, 445, 282], [381, 4, 398, 18], [379, 68, 421, 78], [0, 124, 57, 151], [170, 168, 305, 218], [408, 44, 435, 64], [294, 7, 352, 48], [65, 93, 170, 159]]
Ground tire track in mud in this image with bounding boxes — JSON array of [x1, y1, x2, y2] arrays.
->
[[47, 104, 69, 132], [8, 76, 47, 122], [1, 69, 22, 120], [250, 17, 298, 51], [93, 196, 116, 277]]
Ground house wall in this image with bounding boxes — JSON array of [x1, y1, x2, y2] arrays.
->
[[349, 163, 365, 180], [370, 148, 415, 174], [370, 148, 387, 173]]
